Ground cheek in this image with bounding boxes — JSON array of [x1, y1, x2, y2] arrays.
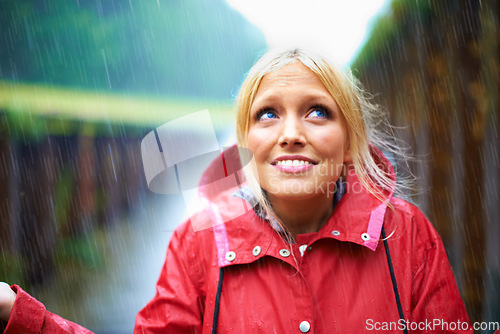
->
[[247, 129, 275, 161], [246, 130, 260, 155], [316, 130, 348, 158]]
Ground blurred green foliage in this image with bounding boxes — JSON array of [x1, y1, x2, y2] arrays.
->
[[0, 253, 26, 287], [53, 233, 104, 269], [52, 167, 74, 233], [0, 80, 234, 138], [0, 0, 267, 99]]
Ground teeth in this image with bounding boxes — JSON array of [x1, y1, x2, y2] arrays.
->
[[276, 160, 311, 166]]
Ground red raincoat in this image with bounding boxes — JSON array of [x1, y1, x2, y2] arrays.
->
[[3, 148, 474, 333], [134, 147, 472, 333]]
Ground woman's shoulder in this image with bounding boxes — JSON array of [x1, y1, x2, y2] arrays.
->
[[386, 197, 452, 278], [388, 197, 443, 245]]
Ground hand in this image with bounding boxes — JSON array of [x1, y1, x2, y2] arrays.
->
[[0, 282, 16, 322]]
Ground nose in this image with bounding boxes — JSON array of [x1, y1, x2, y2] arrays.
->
[[278, 116, 306, 148]]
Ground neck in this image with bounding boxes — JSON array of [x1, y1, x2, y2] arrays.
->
[[268, 193, 333, 240]]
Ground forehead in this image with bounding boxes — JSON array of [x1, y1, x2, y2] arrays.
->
[[260, 62, 322, 88], [253, 62, 331, 103]]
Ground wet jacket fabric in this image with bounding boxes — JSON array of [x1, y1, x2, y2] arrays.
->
[[3, 285, 93, 333], [4, 147, 473, 333]]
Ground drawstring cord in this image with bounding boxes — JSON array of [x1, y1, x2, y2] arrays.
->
[[212, 228, 407, 334], [212, 150, 226, 334], [382, 226, 409, 334], [212, 267, 224, 334]]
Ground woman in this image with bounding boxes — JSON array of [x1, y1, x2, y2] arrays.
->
[[1, 48, 473, 333]]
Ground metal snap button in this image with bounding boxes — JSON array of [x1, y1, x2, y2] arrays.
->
[[252, 246, 261, 256], [361, 233, 371, 241], [279, 249, 290, 257], [299, 320, 311, 333], [225, 251, 236, 262]]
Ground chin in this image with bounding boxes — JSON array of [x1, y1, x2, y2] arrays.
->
[[264, 180, 328, 201], [262, 175, 341, 202], [272, 192, 321, 201]]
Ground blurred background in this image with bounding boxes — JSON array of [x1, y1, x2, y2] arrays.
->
[[0, 0, 498, 332]]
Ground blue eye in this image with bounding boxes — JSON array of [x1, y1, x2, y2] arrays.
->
[[257, 110, 278, 120], [308, 107, 328, 118]]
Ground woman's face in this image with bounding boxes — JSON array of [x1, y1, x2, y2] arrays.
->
[[247, 62, 351, 201]]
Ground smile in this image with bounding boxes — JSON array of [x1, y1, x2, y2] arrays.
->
[[271, 155, 318, 165], [272, 162, 315, 173], [276, 160, 311, 166], [270, 156, 317, 173], [270, 155, 318, 173]]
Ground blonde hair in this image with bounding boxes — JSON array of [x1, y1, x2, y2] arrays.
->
[[235, 48, 410, 241]]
